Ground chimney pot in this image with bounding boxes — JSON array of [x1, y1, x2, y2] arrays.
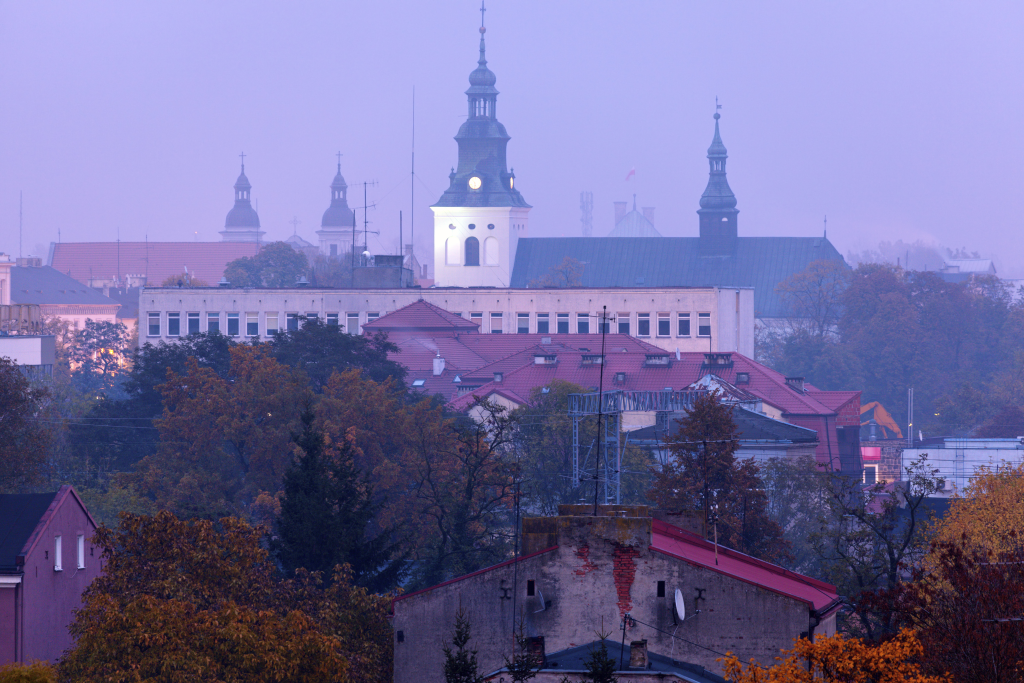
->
[[641, 207, 655, 224], [433, 357, 446, 376], [613, 201, 628, 226], [629, 640, 649, 670], [785, 376, 805, 393]]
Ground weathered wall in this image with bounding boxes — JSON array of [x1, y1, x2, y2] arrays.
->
[[393, 510, 813, 683]]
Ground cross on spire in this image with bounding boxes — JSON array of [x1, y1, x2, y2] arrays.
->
[[336, 150, 344, 171], [289, 216, 301, 235], [715, 96, 722, 110], [480, 0, 486, 29], [239, 151, 246, 170]]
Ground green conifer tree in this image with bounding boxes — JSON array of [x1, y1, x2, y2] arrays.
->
[[443, 606, 483, 683], [274, 405, 406, 592], [580, 640, 617, 683]]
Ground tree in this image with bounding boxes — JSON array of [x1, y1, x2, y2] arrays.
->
[[648, 392, 789, 564], [0, 357, 52, 492], [443, 606, 483, 683], [529, 256, 584, 288], [224, 241, 309, 288], [0, 661, 57, 683], [135, 345, 305, 519], [309, 252, 356, 288], [775, 259, 849, 338], [580, 640, 618, 683], [974, 404, 1024, 438], [928, 463, 1024, 557], [407, 399, 517, 589], [881, 539, 1024, 682], [69, 318, 132, 387], [758, 455, 831, 576], [58, 511, 391, 683], [721, 629, 948, 683], [810, 455, 942, 638], [274, 405, 407, 592], [270, 317, 405, 389], [160, 272, 209, 287]]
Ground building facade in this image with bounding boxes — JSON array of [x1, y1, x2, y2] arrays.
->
[[136, 285, 755, 356], [391, 506, 839, 683], [0, 486, 102, 664]]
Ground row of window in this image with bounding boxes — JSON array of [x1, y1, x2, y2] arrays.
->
[[52, 533, 89, 572], [474, 311, 711, 336], [146, 310, 711, 338], [147, 311, 380, 337], [444, 236, 500, 266]]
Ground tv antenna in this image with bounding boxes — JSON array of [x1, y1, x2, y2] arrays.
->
[[353, 180, 379, 253], [580, 191, 593, 237]]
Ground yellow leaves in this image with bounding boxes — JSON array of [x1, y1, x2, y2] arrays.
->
[[0, 661, 57, 683], [929, 463, 1024, 557], [721, 629, 949, 683]]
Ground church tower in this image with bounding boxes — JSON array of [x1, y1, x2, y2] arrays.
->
[[220, 158, 265, 243], [316, 157, 356, 257], [697, 111, 739, 256], [432, 3, 530, 288]]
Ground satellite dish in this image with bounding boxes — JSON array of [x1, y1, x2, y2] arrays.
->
[[534, 589, 546, 613], [674, 588, 686, 623]]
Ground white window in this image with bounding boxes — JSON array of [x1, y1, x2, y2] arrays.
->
[[207, 312, 220, 334], [326, 313, 339, 326], [617, 313, 630, 335], [517, 313, 530, 334], [698, 313, 711, 337], [147, 312, 160, 336], [266, 314, 279, 335], [576, 313, 590, 334], [246, 313, 259, 337], [657, 313, 671, 337], [367, 312, 380, 322], [346, 313, 359, 334], [445, 237, 460, 265], [54, 536, 62, 571], [77, 534, 85, 569], [484, 236, 499, 265], [167, 312, 180, 337], [637, 313, 651, 337], [678, 313, 691, 337], [490, 312, 503, 334]]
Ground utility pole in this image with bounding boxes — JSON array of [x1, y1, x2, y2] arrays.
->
[[593, 305, 608, 515], [19, 191, 23, 259], [411, 87, 416, 270]]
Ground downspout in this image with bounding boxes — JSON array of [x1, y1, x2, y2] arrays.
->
[[823, 415, 835, 471]]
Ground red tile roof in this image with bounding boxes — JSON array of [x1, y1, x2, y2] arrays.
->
[[364, 300, 479, 333], [651, 519, 840, 613], [50, 242, 260, 286]]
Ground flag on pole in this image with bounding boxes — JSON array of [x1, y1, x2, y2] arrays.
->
[[625, 167, 635, 181]]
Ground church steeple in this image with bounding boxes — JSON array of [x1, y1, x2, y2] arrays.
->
[[317, 154, 356, 258], [697, 110, 739, 256], [221, 154, 265, 243], [433, 1, 528, 209]]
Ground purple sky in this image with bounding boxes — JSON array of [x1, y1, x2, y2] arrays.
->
[[1, 1, 1022, 275]]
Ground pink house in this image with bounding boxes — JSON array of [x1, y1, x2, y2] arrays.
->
[[0, 486, 102, 664]]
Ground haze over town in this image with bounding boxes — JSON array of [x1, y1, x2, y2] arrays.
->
[[1, 1, 1022, 273]]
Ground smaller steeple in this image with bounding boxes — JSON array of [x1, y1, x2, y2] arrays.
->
[[221, 154, 264, 243], [697, 107, 739, 256]]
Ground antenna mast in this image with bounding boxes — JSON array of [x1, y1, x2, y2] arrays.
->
[[593, 305, 609, 514], [410, 86, 416, 273], [580, 191, 593, 237], [19, 191, 23, 259]]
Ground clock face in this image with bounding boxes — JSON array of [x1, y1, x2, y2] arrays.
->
[[468, 176, 482, 190]]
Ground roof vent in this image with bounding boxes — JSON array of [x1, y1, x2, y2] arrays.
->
[[296, 275, 309, 287], [614, 372, 626, 383], [534, 354, 558, 365], [218, 277, 230, 287], [581, 354, 604, 365], [494, 372, 503, 383], [541, 336, 552, 345], [644, 354, 670, 367], [702, 352, 734, 369], [785, 376, 805, 393], [736, 372, 750, 385]]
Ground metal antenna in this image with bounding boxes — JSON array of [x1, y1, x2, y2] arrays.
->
[[411, 86, 415, 271], [593, 305, 608, 515], [19, 191, 22, 259], [580, 191, 593, 237]]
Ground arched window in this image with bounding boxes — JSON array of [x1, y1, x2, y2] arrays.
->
[[465, 237, 480, 266], [484, 237, 499, 266], [446, 237, 460, 265]]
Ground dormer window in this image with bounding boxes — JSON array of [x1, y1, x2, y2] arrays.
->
[[645, 354, 670, 367], [581, 354, 604, 365]]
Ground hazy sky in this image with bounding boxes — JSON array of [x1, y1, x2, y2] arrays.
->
[[1, 2, 1022, 274]]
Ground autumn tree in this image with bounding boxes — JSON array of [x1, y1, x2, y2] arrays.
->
[[758, 455, 831, 575], [775, 259, 849, 338], [274, 405, 407, 592], [879, 539, 1024, 682], [721, 629, 948, 683], [648, 391, 789, 564], [270, 316, 405, 389], [69, 318, 132, 392], [160, 272, 209, 287], [0, 357, 52, 492], [0, 661, 57, 683], [928, 462, 1024, 558], [529, 256, 584, 288], [811, 455, 942, 638], [135, 345, 305, 519], [407, 399, 517, 589], [224, 241, 309, 288], [59, 511, 392, 683], [309, 251, 356, 288]]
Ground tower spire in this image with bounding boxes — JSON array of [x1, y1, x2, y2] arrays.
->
[[479, 0, 487, 66], [697, 106, 739, 255]]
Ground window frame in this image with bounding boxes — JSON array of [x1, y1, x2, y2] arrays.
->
[[617, 313, 630, 336], [207, 312, 220, 334], [187, 312, 200, 335], [556, 313, 569, 334], [577, 313, 590, 334], [346, 313, 360, 335], [147, 312, 160, 337], [536, 313, 550, 334], [246, 313, 259, 337], [517, 313, 530, 334], [227, 312, 240, 337], [167, 312, 181, 337], [266, 314, 279, 336], [490, 311, 503, 334], [326, 313, 339, 326], [637, 313, 651, 337], [677, 313, 691, 337], [286, 313, 299, 332], [697, 312, 712, 337], [54, 535, 62, 572], [77, 534, 85, 569], [657, 313, 671, 337]]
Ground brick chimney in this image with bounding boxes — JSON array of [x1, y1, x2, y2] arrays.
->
[[524, 637, 545, 666], [785, 376, 805, 393], [629, 640, 649, 670], [641, 207, 655, 224], [613, 201, 628, 226]]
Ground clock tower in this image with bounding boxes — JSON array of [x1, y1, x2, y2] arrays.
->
[[432, 3, 530, 288]]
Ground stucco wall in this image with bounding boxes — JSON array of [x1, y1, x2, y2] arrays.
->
[[393, 513, 816, 683]]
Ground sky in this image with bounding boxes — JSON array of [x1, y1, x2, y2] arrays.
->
[[1, 1, 1022, 275]]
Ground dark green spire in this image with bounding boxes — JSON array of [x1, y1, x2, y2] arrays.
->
[[698, 110, 739, 256]]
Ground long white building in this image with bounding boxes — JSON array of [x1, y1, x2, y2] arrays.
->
[[137, 285, 754, 356]]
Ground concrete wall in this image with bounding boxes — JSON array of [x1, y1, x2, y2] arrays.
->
[[393, 510, 816, 683], [138, 286, 755, 357]]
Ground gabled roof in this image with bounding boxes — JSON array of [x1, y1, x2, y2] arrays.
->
[[608, 210, 662, 238], [364, 300, 480, 333], [486, 640, 726, 683], [0, 486, 98, 573], [651, 519, 840, 614], [509, 237, 848, 318], [49, 241, 260, 286], [11, 266, 121, 308]]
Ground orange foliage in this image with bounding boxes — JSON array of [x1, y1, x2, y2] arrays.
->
[[929, 462, 1024, 556], [721, 629, 949, 683]]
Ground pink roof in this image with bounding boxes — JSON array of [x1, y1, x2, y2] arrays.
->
[[651, 519, 839, 613], [364, 300, 480, 333], [50, 241, 260, 285]]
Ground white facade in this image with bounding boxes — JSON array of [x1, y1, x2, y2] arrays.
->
[[432, 206, 529, 288], [138, 286, 755, 356]]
